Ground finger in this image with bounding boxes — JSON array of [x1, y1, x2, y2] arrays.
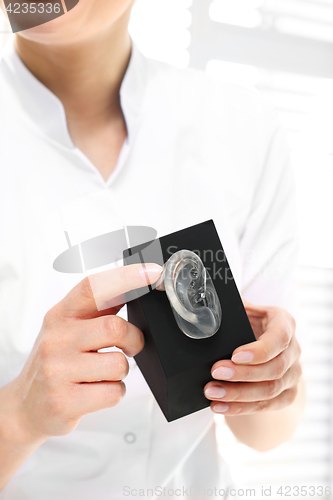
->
[[205, 362, 302, 402], [72, 381, 126, 416], [71, 352, 129, 383], [56, 263, 163, 319], [212, 336, 301, 382], [76, 315, 145, 356], [231, 306, 296, 365], [210, 386, 298, 415]]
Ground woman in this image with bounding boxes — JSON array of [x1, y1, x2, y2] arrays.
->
[[0, 0, 305, 498]]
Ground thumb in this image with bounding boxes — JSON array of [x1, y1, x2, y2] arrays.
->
[[57, 263, 163, 319]]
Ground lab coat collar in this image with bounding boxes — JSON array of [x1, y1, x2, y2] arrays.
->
[[1, 37, 147, 148]]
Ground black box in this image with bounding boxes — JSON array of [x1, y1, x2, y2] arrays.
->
[[123, 220, 255, 422]]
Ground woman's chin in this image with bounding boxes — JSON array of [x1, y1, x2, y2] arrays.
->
[[17, 17, 79, 45]]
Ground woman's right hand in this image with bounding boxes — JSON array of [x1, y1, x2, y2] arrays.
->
[[3, 263, 162, 443]]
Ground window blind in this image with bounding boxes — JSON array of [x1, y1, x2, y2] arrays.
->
[[215, 267, 333, 498], [187, 1, 333, 497]]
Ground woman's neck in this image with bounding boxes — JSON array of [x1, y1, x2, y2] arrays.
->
[[14, 21, 132, 125], [14, 18, 132, 182]]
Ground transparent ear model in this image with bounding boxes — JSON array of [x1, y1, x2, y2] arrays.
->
[[156, 250, 222, 339]]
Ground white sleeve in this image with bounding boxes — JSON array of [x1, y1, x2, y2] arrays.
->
[[239, 106, 299, 320]]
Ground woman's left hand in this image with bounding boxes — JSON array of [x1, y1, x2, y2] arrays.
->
[[204, 300, 302, 416]]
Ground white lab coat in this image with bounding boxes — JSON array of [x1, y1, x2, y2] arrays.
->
[[0, 37, 298, 499]]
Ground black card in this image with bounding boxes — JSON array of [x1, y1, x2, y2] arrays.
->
[[123, 219, 256, 422]]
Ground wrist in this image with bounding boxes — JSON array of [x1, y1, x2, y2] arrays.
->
[[0, 380, 47, 492], [0, 379, 47, 450]]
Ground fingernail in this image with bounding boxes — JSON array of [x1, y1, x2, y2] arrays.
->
[[205, 386, 226, 399], [212, 367, 234, 380], [139, 264, 163, 282], [213, 403, 229, 413], [231, 351, 254, 364], [155, 264, 166, 291]]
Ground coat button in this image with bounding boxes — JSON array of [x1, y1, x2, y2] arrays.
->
[[124, 432, 136, 444]]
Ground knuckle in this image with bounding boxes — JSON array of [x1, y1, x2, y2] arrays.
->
[[227, 389, 238, 402], [289, 313, 297, 332], [48, 388, 67, 417], [135, 330, 145, 354], [259, 343, 272, 362], [80, 276, 93, 298], [295, 362, 303, 380], [40, 362, 54, 381], [240, 365, 253, 380], [114, 352, 129, 379], [275, 354, 288, 379], [266, 380, 279, 399], [38, 336, 55, 363], [117, 265, 132, 288], [280, 327, 291, 350], [231, 404, 244, 415], [40, 357, 65, 382], [43, 307, 59, 330], [107, 315, 127, 344], [111, 381, 126, 405], [255, 399, 271, 413], [285, 387, 298, 406]]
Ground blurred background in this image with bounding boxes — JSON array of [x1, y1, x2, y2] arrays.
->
[[1, 0, 333, 498], [130, 1, 333, 497]]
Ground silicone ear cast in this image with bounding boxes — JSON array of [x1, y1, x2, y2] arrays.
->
[[156, 250, 222, 339]]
